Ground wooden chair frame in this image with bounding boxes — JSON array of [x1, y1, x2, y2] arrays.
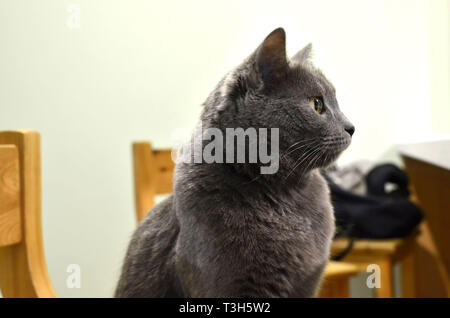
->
[[331, 236, 416, 298], [0, 130, 56, 297], [133, 141, 174, 222]]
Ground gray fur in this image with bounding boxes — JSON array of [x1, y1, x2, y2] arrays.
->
[[291, 43, 313, 65], [115, 28, 354, 298]]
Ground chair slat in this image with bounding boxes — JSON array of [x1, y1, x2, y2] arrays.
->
[[0, 145, 21, 247], [154, 150, 174, 195]]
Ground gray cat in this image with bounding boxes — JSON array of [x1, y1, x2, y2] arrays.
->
[[115, 28, 354, 298]]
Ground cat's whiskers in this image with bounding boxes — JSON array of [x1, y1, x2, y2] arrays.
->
[[281, 138, 322, 160], [242, 139, 322, 186], [284, 142, 322, 180], [305, 146, 324, 174], [281, 142, 317, 160], [284, 137, 320, 153], [300, 145, 323, 175], [288, 143, 320, 170]]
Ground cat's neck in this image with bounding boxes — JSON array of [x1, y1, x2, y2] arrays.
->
[[201, 161, 318, 194]]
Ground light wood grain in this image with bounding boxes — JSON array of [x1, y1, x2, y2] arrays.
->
[[377, 258, 393, 298], [324, 261, 359, 278], [333, 238, 406, 255], [133, 142, 156, 222], [0, 130, 56, 298], [0, 145, 22, 247], [153, 150, 175, 195], [319, 261, 358, 298], [132, 142, 173, 222]]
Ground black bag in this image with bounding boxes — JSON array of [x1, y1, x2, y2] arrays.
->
[[326, 164, 422, 239], [324, 164, 423, 260]]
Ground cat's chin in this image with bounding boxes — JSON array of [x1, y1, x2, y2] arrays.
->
[[321, 152, 342, 168], [315, 141, 351, 169], [323, 136, 351, 157]]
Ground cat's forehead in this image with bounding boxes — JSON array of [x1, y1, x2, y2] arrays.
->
[[292, 64, 336, 96]]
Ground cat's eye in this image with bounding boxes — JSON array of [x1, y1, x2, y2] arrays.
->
[[309, 97, 324, 114]]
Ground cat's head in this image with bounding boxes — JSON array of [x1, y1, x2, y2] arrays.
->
[[203, 27, 354, 174]]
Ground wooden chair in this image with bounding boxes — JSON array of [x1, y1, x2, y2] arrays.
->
[[330, 162, 424, 299], [0, 130, 56, 297], [319, 261, 358, 298], [331, 236, 416, 298], [133, 142, 175, 222], [330, 182, 421, 298], [132, 141, 358, 297]]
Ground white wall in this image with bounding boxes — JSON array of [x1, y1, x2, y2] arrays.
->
[[0, 0, 448, 297], [428, 0, 450, 135]]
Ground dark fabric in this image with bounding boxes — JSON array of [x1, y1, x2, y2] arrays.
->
[[365, 163, 410, 199], [325, 164, 423, 239]]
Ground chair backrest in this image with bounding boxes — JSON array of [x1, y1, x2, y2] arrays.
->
[[0, 130, 56, 297], [132, 142, 174, 222]]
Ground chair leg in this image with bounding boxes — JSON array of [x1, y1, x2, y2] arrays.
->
[[376, 258, 393, 298], [319, 278, 350, 298], [401, 248, 416, 297], [334, 278, 350, 298]]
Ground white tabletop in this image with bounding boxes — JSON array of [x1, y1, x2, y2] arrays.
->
[[398, 140, 450, 171]]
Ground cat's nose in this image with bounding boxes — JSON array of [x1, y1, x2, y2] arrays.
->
[[345, 125, 355, 137]]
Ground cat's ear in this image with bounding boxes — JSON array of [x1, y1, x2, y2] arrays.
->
[[291, 43, 313, 65], [251, 28, 288, 90]]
